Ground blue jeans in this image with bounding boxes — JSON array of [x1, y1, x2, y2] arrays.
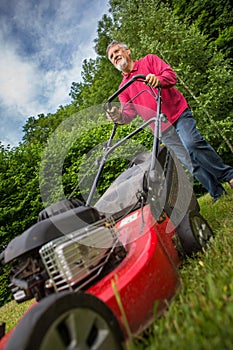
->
[[162, 108, 233, 199]]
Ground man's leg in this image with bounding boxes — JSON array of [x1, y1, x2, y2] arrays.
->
[[161, 125, 193, 174], [175, 109, 233, 199]]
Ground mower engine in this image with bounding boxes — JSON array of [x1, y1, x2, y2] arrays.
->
[[8, 218, 126, 303]]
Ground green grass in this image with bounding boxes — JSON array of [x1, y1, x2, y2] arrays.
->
[[0, 299, 34, 334], [0, 186, 232, 349]]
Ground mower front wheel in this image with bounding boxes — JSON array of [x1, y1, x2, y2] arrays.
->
[[5, 291, 125, 350]]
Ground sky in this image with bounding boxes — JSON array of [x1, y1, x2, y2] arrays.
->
[[0, 0, 110, 147]]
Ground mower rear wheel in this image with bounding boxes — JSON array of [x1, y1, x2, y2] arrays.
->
[[176, 211, 214, 257]]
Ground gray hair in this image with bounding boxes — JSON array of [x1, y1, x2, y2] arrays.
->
[[106, 40, 129, 58]]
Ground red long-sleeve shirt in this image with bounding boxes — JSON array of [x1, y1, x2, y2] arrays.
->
[[118, 54, 189, 131]]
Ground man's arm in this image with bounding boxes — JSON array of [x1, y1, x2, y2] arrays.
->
[[146, 54, 177, 88]]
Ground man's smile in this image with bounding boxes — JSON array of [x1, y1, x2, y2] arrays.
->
[[115, 56, 122, 64]]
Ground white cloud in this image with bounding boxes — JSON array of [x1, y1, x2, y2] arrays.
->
[[0, 42, 40, 114], [0, 0, 110, 147]]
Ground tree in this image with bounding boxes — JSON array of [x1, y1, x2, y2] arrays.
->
[[171, 0, 233, 59], [0, 142, 43, 305]]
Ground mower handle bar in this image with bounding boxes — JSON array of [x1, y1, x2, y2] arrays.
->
[[105, 74, 146, 109], [86, 74, 161, 206]]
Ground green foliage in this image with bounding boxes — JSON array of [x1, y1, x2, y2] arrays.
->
[[0, 143, 43, 247], [0, 142, 44, 306], [196, 53, 233, 162], [171, 0, 233, 59], [94, 14, 114, 56], [22, 104, 79, 144], [0, 265, 11, 306]]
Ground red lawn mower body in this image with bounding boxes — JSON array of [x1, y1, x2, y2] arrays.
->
[[0, 76, 213, 349]]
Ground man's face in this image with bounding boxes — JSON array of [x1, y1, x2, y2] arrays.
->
[[108, 44, 131, 72]]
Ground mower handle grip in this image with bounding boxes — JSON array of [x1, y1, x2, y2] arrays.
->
[[105, 74, 146, 109]]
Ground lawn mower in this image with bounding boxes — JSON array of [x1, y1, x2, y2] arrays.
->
[[0, 74, 213, 350]]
